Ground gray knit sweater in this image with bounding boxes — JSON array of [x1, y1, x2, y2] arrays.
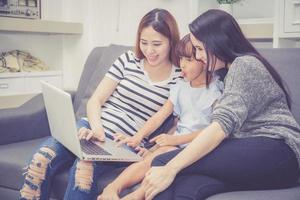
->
[[212, 55, 300, 167]]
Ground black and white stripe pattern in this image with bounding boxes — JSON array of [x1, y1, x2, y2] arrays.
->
[[102, 50, 182, 138]]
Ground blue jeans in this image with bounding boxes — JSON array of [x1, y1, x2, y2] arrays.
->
[[19, 119, 90, 200], [151, 137, 300, 200], [63, 159, 130, 200], [19, 137, 75, 200]]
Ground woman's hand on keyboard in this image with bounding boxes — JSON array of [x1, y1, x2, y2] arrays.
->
[[78, 127, 106, 142]]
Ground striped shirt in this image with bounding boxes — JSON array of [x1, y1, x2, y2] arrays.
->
[[101, 50, 181, 139]]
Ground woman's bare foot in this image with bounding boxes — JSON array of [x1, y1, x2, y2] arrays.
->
[[98, 184, 120, 200], [121, 187, 145, 200]]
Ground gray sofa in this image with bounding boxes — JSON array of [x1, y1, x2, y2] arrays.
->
[[0, 44, 299, 200]]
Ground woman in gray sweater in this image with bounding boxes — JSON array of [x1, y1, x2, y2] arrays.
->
[[141, 9, 300, 200]]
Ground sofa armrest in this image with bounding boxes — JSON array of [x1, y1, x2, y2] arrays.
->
[[0, 94, 51, 145]]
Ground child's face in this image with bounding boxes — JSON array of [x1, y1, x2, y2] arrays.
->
[[180, 56, 205, 82]]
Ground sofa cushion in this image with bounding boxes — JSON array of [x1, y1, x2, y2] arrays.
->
[[74, 44, 132, 119], [73, 46, 105, 113], [0, 94, 51, 145], [206, 186, 300, 200], [0, 137, 71, 199], [0, 137, 47, 191]]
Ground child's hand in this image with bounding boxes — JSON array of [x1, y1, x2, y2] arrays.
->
[[150, 134, 178, 147], [126, 135, 143, 148], [113, 133, 143, 148], [135, 146, 149, 158]]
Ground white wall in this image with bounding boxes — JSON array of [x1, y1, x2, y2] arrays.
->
[[1, 0, 296, 90], [59, 0, 195, 89], [232, 0, 274, 19], [112, 0, 191, 45]]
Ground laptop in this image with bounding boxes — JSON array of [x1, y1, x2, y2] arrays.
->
[[41, 81, 142, 162]]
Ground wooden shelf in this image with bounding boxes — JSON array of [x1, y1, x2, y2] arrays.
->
[[238, 18, 274, 39], [0, 17, 83, 34], [0, 70, 62, 78]]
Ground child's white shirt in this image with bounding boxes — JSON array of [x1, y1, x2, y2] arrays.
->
[[169, 79, 223, 147]]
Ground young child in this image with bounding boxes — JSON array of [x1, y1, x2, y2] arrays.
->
[[98, 34, 223, 200]]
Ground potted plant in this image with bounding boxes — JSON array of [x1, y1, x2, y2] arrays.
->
[[217, 0, 241, 14]]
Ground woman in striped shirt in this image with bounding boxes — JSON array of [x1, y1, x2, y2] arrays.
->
[[19, 8, 181, 200]]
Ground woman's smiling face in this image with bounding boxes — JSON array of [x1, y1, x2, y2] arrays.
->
[[139, 26, 171, 67]]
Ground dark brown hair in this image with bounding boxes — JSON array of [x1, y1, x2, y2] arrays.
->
[[135, 8, 180, 66], [175, 34, 195, 62], [176, 34, 211, 87]]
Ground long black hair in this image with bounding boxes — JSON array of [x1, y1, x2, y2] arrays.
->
[[189, 9, 291, 108]]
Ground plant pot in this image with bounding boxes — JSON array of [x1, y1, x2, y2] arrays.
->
[[219, 3, 233, 14]]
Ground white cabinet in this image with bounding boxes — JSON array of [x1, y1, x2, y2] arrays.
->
[[192, 0, 300, 48], [283, 0, 300, 33], [237, 18, 274, 39], [24, 71, 62, 94], [0, 75, 25, 96], [235, 0, 300, 47], [234, 0, 300, 47], [0, 71, 62, 96], [276, 0, 300, 47]]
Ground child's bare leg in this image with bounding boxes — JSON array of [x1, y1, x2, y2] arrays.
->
[[99, 148, 161, 199], [99, 159, 150, 200], [120, 146, 178, 200]]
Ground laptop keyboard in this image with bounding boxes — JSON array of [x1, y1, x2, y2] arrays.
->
[[80, 140, 112, 156]]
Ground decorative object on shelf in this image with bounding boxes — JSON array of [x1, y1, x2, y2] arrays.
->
[[0, 50, 48, 73], [217, 0, 241, 15], [0, 0, 41, 19]]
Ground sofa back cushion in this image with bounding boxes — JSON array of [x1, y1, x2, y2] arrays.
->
[[73, 46, 105, 112], [74, 44, 132, 119], [259, 48, 300, 124]]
